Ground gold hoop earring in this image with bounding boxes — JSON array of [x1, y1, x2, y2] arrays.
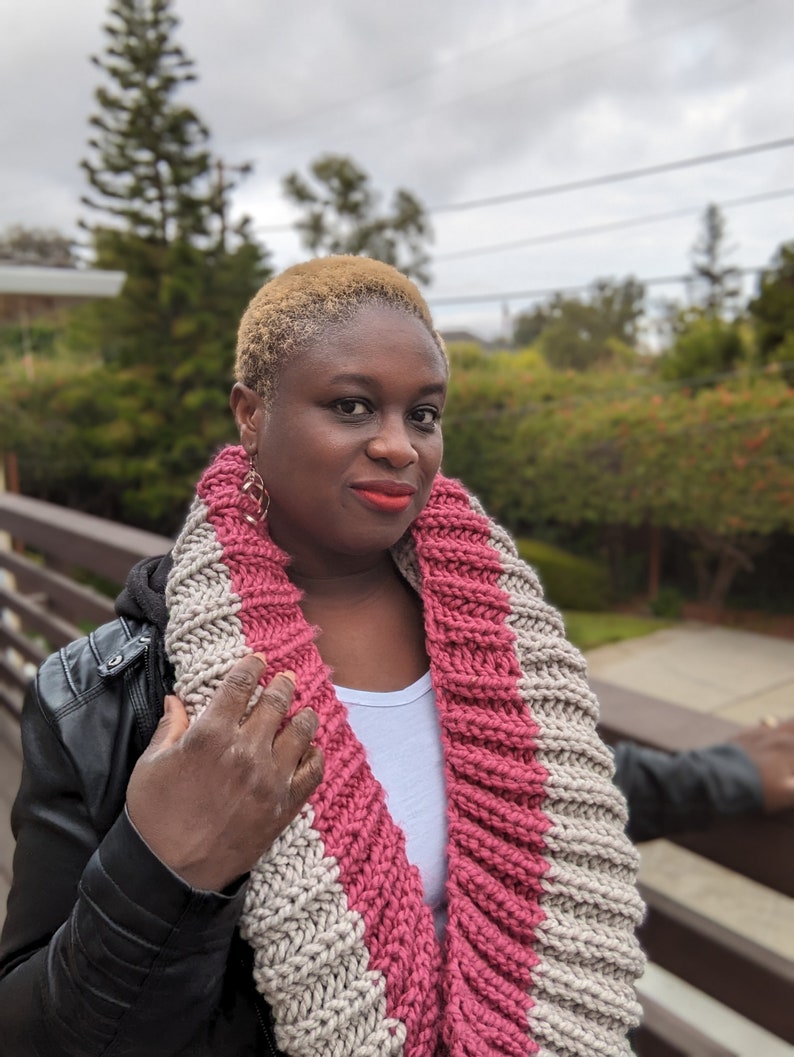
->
[[241, 455, 270, 525]]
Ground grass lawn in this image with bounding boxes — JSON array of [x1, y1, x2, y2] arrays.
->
[[562, 610, 673, 652]]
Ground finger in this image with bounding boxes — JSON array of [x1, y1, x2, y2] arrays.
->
[[243, 671, 297, 734], [147, 695, 190, 753], [273, 707, 319, 770], [204, 653, 268, 725], [290, 744, 325, 805]]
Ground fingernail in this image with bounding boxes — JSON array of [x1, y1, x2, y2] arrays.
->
[[280, 670, 296, 685], [253, 652, 267, 665]]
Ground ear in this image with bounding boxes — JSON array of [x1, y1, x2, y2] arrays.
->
[[230, 383, 265, 456]]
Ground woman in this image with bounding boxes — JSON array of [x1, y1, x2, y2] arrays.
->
[[0, 256, 645, 1056]]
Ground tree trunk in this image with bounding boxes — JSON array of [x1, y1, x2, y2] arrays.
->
[[647, 525, 662, 601]]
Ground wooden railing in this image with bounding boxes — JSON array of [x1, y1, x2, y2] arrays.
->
[[0, 491, 170, 718], [0, 493, 792, 1056]]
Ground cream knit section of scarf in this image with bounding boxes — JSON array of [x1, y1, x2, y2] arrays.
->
[[165, 446, 645, 1057]]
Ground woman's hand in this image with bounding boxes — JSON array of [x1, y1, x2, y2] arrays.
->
[[126, 654, 324, 892], [731, 717, 794, 813]]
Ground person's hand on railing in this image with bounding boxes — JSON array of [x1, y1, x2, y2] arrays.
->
[[731, 717, 794, 814], [126, 653, 324, 892]]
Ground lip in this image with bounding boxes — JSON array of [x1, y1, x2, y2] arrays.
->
[[351, 480, 417, 514]]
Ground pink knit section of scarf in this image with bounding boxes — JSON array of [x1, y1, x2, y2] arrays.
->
[[412, 479, 551, 1055], [197, 447, 553, 1056]]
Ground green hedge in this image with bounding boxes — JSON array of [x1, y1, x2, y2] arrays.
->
[[516, 538, 611, 611]]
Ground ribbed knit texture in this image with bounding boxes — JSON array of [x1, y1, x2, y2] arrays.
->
[[165, 446, 645, 1057]]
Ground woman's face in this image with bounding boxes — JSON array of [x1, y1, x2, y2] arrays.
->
[[232, 303, 448, 576]]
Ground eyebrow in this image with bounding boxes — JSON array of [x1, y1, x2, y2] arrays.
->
[[328, 373, 446, 397]]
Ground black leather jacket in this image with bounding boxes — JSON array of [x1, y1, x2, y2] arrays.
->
[[0, 614, 280, 1056]]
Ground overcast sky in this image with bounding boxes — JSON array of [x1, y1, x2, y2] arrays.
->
[[1, 0, 792, 337]]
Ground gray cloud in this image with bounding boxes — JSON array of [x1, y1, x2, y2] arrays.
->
[[0, 0, 790, 333]]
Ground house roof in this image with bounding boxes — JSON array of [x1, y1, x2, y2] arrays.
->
[[0, 265, 125, 298]]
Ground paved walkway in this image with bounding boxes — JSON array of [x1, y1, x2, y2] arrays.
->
[[585, 622, 794, 725]]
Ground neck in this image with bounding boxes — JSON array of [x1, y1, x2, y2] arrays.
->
[[288, 551, 398, 602]]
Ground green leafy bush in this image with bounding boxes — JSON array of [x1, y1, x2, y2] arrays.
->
[[516, 538, 610, 611]]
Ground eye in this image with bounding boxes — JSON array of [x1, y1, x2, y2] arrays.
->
[[333, 398, 371, 417], [409, 405, 441, 429]]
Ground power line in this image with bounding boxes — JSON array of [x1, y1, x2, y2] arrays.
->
[[255, 136, 794, 235], [432, 188, 794, 261], [429, 137, 794, 215], [425, 267, 766, 306]]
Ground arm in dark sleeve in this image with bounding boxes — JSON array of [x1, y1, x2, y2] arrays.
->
[[612, 740, 764, 844], [0, 674, 246, 1057]]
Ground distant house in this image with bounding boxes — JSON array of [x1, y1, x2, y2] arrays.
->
[[0, 265, 125, 323], [439, 329, 486, 348]]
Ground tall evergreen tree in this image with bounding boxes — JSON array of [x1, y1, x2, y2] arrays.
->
[[689, 204, 741, 318], [81, 0, 214, 246], [68, 0, 270, 531], [79, 0, 269, 369]]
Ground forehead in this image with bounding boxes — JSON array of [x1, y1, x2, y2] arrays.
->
[[280, 303, 448, 386]]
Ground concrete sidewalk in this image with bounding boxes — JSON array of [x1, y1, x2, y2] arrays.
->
[[586, 622, 794, 726]]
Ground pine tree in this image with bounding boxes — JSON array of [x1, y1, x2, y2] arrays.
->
[[81, 0, 214, 246], [67, 0, 270, 531], [689, 204, 741, 319], [78, 0, 268, 372]]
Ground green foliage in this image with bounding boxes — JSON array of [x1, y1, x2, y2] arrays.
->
[[512, 277, 645, 371], [442, 349, 794, 607], [516, 538, 611, 611], [445, 341, 489, 369], [649, 586, 684, 619], [283, 153, 432, 283], [0, 352, 236, 531], [658, 313, 747, 383], [0, 319, 61, 361], [562, 610, 672, 651], [749, 242, 794, 364], [0, 225, 76, 266]]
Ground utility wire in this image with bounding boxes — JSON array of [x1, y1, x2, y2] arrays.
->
[[255, 136, 794, 234], [429, 137, 794, 215], [432, 188, 794, 261], [426, 267, 766, 306]]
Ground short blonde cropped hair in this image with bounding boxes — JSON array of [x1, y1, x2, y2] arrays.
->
[[235, 255, 445, 404]]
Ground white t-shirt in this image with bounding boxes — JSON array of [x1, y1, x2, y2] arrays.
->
[[333, 673, 448, 936]]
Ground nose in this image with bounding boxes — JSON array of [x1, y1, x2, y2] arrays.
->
[[366, 414, 418, 467]]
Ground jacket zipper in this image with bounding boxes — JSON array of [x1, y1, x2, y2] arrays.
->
[[241, 957, 279, 1057]]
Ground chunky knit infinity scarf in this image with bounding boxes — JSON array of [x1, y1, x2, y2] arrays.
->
[[164, 446, 645, 1057]]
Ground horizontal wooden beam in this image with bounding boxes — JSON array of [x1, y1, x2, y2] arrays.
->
[[0, 493, 170, 584], [0, 586, 82, 649], [0, 549, 116, 627], [0, 619, 46, 668], [639, 882, 794, 1043], [636, 994, 736, 1057]]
